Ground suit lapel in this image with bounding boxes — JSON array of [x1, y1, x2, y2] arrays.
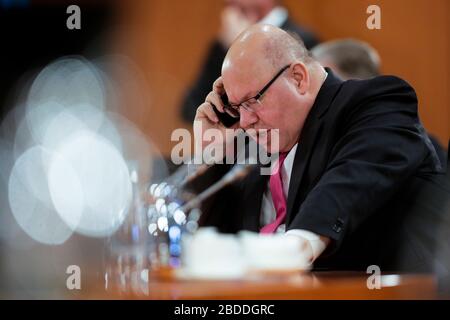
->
[[286, 121, 324, 224], [286, 69, 344, 225]]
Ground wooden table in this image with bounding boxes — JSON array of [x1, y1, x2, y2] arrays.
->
[[76, 271, 438, 300]]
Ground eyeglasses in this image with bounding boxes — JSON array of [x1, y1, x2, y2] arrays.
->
[[223, 64, 291, 118]]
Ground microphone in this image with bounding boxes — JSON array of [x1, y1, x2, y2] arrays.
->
[[159, 130, 251, 190], [179, 159, 257, 213], [152, 162, 212, 198], [178, 162, 212, 187]]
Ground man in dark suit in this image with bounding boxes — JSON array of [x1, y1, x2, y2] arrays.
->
[[180, 0, 319, 123], [192, 24, 447, 272]]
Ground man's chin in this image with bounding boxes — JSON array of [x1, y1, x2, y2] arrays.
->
[[248, 130, 282, 153], [257, 137, 274, 153]]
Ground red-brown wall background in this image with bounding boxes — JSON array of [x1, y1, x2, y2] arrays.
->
[[114, 0, 450, 156]]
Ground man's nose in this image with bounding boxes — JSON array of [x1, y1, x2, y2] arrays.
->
[[239, 107, 258, 129]]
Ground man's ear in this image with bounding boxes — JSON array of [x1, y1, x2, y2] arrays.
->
[[291, 62, 310, 95]]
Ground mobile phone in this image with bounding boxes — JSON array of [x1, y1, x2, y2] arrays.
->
[[211, 93, 240, 128]]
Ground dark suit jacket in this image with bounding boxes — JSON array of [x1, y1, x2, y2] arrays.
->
[[180, 17, 319, 123], [196, 69, 449, 273]]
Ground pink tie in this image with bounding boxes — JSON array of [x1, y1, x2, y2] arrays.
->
[[260, 152, 288, 234]]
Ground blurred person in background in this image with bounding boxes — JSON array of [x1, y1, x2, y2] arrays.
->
[[311, 39, 380, 80], [434, 145, 450, 297], [180, 0, 319, 123]]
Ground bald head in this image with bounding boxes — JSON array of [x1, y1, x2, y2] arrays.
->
[[222, 24, 312, 77], [219, 24, 326, 152]]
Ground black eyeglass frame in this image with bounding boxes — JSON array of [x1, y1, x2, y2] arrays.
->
[[224, 64, 291, 117]]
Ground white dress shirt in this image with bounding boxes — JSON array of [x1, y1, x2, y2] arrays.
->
[[260, 144, 329, 260], [259, 6, 289, 28]]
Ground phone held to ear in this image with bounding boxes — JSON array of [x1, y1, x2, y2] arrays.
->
[[211, 93, 240, 128]]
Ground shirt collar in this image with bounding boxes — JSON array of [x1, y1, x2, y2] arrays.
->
[[260, 6, 288, 27]]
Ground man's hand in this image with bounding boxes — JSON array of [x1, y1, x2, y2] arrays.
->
[[194, 77, 239, 161], [218, 6, 256, 48], [285, 230, 331, 264]]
